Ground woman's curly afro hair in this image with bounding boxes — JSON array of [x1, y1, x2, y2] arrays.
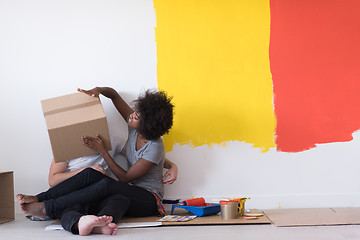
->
[[134, 90, 174, 140]]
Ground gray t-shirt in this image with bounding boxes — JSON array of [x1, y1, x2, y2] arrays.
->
[[126, 127, 165, 199]]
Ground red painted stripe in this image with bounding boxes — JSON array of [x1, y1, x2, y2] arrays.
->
[[270, 0, 360, 152]]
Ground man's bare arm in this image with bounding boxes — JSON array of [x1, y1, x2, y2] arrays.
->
[[48, 160, 107, 187]]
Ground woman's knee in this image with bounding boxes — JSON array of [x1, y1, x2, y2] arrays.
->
[[94, 177, 113, 193], [103, 194, 130, 222], [111, 194, 130, 208]]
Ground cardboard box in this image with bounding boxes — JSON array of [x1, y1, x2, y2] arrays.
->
[[0, 171, 14, 224], [41, 92, 112, 162]]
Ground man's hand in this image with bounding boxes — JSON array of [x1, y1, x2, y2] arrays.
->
[[81, 134, 107, 155], [78, 87, 102, 97], [89, 164, 107, 175]]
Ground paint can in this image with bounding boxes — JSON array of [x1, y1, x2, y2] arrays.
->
[[219, 200, 239, 219], [237, 198, 246, 216]]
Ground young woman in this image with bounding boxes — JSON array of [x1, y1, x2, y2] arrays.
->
[[17, 87, 176, 235]]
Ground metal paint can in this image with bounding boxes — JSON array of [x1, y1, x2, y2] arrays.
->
[[219, 200, 239, 219]]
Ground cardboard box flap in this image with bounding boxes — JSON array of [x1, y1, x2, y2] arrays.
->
[[41, 93, 100, 116], [44, 104, 106, 129]]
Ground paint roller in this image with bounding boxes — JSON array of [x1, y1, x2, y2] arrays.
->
[[181, 197, 206, 206]]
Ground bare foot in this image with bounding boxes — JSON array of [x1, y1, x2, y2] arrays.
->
[[91, 215, 118, 235], [92, 222, 118, 235], [16, 194, 38, 204], [21, 202, 46, 218], [98, 215, 113, 224], [78, 215, 117, 236], [108, 222, 118, 235]]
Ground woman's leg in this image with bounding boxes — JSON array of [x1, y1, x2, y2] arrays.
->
[[94, 194, 130, 223], [60, 204, 89, 234], [103, 181, 158, 217], [61, 204, 117, 236]]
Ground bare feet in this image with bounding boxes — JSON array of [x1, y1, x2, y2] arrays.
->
[[95, 222, 118, 235], [16, 194, 38, 204], [78, 215, 118, 236], [20, 202, 46, 218], [92, 216, 118, 235]]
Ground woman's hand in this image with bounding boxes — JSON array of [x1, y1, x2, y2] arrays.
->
[[163, 164, 178, 184], [78, 87, 102, 97], [81, 134, 107, 155]]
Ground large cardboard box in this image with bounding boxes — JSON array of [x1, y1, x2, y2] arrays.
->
[[41, 92, 112, 162], [0, 171, 14, 224]]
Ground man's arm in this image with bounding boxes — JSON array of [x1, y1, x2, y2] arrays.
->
[[48, 160, 74, 187], [48, 159, 107, 187]]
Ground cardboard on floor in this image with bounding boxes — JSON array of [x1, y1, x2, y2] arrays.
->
[[48, 209, 271, 229], [263, 208, 360, 227], [118, 209, 271, 226]]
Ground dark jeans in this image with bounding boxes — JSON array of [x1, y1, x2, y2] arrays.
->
[[36, 168, 157, 233], [60, 194, 130, 234]]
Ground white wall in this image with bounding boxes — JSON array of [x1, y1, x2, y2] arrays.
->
[[1, 0, 359, 210]]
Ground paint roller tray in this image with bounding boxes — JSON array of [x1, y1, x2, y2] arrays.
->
[[171, 203, 221, 217]]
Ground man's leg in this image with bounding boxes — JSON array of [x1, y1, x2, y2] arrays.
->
[[24, 177, 157, 219], [36, 168, 107, 201], [44, 177, 114, 218]]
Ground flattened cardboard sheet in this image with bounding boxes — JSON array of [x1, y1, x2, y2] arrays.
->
[[263, 208, 360, 227], [118, 209, 271, 226], [48, 209, 270, 230]]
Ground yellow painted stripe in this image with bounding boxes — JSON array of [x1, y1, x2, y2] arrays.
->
[[154, 0, 275, 152]]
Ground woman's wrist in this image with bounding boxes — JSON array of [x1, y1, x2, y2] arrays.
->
[[99, 149, 109, 158]]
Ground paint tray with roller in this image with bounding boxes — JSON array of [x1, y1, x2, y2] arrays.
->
[[171, 198, 220, 217]]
